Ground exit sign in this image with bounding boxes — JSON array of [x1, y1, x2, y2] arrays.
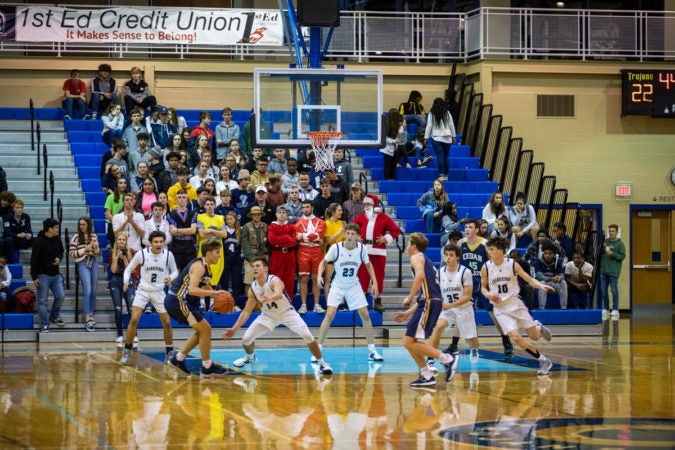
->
[[615, 182, 632, 199]]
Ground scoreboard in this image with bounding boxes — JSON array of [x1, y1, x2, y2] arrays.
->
[[621, 69, 675, 117]]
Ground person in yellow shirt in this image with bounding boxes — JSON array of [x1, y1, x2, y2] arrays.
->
[[167, 166, 197, 209], [196, 197, 227, 287], [323, 202, 345, 297]]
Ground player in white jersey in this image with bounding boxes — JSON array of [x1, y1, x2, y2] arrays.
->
[[120, 231, 178, 365], [430, 244, 481, 367], [315, 223, 384, 362], [481, 236, 555, 375], [224, 257, 333, 375]]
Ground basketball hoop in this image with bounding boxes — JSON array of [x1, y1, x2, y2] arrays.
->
[[307, 131, 342, 172]]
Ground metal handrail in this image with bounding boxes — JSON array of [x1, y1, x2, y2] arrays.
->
[[29, 99, 35, 153], [36, 123, 41, 176], [64, 226, 70, 290], [49, 171, 55, 217], [395, 233, 406, 288], [358, 172, 368, 194], [42, 145, 48, 201]]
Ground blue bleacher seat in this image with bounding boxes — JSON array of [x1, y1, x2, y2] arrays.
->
[[3, 314, 34, 330], [64, 120, 103, 131], [9, 280, 27, 291], [7, 264, 23, 279], [85, 192, 107, 206], [380, 180, 498, 194], [67, 131, 102, 143]]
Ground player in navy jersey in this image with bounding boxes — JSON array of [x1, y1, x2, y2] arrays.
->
[[393, 232, 456, 387], [164, 237, 230, 377], [482, 237, 555, 376]]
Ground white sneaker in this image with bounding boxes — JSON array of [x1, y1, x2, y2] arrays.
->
[[537, 356, 553, 375], [115, 336, 124, 347], [610, 310, 620, 320], [120, 349, 131, 365], [534, 320, 552, 341], [233, 354, 257, 368], [313, 304, 325, 314], [369, 350, 384, 362], [318, 361, 333, 375], [234, 377, 258, 393], [298, 304, 307, 314], [426, 359, 439, 373], [602, 309, 609, 320], [469, 348, 479, 364], [469, 371, 479, 391], [133, 336, 139, 348]]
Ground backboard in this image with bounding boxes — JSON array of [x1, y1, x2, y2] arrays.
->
[[252, 67, 384, 149]]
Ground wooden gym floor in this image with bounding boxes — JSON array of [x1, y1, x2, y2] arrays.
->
[[0, 311, 673, 449]]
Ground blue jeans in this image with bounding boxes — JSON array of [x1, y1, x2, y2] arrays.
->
[[404, 114, 426, 128], [89, 92, 120, 117], [109, 275, 135, 337], [431, 139, 451, 177], [413, 142, 432, 163], [62, 98, 87, 119], [77, 259, 99, 317], [600, 272, 619, 310], [419, 205, 440, 233], [37, 273, 65, 328]]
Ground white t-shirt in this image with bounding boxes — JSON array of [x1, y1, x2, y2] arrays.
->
[[112, 211, 146, 251]]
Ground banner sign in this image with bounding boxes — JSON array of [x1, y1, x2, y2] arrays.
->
[[10, 6, 284, 45]]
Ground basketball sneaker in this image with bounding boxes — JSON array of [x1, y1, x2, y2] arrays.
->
[[201, 363, 229, 378], [502, 335, 515, 356], [535, 320, 552, 341], [318, 362, 333, 375], [470, 348, 480, 364], [426, 359, 438, 373], [537, 356, 553, 376], [168, 352, 190, 375], [233, 354, 257, 368], [120, 348, 131, 365], [369, 350, 384, 362], [441, 353, 457, 382], [410, 375, 436, 388]]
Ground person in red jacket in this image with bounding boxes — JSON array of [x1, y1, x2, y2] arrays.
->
[[295, 200, 326, 314], [354, 194, 401, 312], [267, 205, 297, 297]]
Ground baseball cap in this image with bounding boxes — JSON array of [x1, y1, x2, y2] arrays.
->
[[255, 185, 267, 193], [351, 182, 362, 190], [158, 106, 169, 114]]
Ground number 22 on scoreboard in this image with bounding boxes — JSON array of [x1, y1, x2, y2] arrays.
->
[[631, 83, 653, 102]]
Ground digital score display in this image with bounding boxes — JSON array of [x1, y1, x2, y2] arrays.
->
[[621, 69, 675, 117]]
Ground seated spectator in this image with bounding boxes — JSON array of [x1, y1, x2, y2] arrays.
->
[[0, 256, 11, 313], [136, 178, 159, 219], [166, 132, 186, 156], [283, 185, 303, 224], [399, 90, 426, 127], [3, 199, 33, 264], [509, 249, 535, 310], [525, 228, 563, 266], [101, 164, 124, 195], [268, 148, 288, 175], [216, 164, 239, 194], [416, 178, 448, 233], [281, 158, 299, 194], [333, 148, 354, 186], [266, 174, 285, 210], [509, 192, 540, 244], [408, 127, 432, 168], [143, 202, 171, 248], [478, 219, 490, 239], [552, 221, 573, 263], [231, 169, 254, 215], [482, 192, 507, 233], [89, 63, 119, 120], [62, 69, 88, 120], [122, 108, 148, 155], [146, 148, 173, 194], [297, 172, 318, 202], [123, 66, 157, 115], [215, 107, 240, 162], [565, 251, 593, 309], [0, 191, 16, 218], [490, 215, 516, 254], [145, 106, 161, 134], [168, 107, 187, 134], [440, 201, 461, 246], [0, 215, 5, 260], [127, 133, 151, 182], [533, 242, 568, 309], [342, 182, 365, 224], [251, 157, 270, 188], [101, 102, 124, 146], [189, 111, 216, 151], [104, 139, 130, 183], [151, 106, 178, 149]]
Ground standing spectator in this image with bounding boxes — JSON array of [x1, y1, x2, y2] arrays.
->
[[3, 199, 33, 264], [251, 158, 271, 188], [416, 178, 448, 233], [167, 167, 198, 210], [241, 206, 269, 295], [244, 148, 265, 173], [104, 178, 127, 245], [324, 169, 349, 204], [145, 106, 160, 133], [509, 192, 540, 244], [231, 169, 254, 214], [312, 178, 335, 220], [353, 194, 401, 313], [424, 97, 456, 181], [127, 133, 151, 182], [533, 243, 568, 309], [154, 151, 180, 195], [266, 174, 285, 210], [215, 189, 238, 219], [222, 211, 244, 308], [482, 192, 507, 233], [399, 90, 426, 127], [189, 161, 211, 190], [216, 164, 239, 194], [298, 172, 318, 201], [189, 111, 216, 151], [215, 107, 240, 162], [333, 148, 354, 186], [112, 193, 145, 252], [0, 256, 11, 313], [381, 109, 403, 180], [342, 182, 366, 224], [122, 108, 148, 155], [283, 185, 303, 224], [268, 148, 288, 175], [31, 218, 65, 332], [104, 139, 130, 184], [565, 251, 593, 309], [101, 103, 125, 147], [167, 190, 197, 272], [123, 66, 157, 115], [196, 197, 227, 288], [89, 63, 119, 120], [62, 69, 87, 120], [295, 200, 326, 314], [600, 224, 625, 320], [143, 202, 171, 248], [282, 158, 300, 194], [108, 233, 137, 346], [69, 217, 100, 331], [268, 205, 298, 298], [227, 140, 245, 174], [151, 106, 178, 149], [322, 202, 345, 297], [243, 185, 275, 225], [241, 108, 271, 159], [552, 221, 574, 263]]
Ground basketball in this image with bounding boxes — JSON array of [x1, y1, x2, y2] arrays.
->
[[213, 291, 235, 314]]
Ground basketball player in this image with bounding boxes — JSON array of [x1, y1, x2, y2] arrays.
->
[[429, 244, 481, 369], [164, 237, 229, 377], [223, 257, 333, 375], [393, 232, 456, 387], [482, 237, 555, 376], [120, 231, 178, 365], [315, 223, 384, 362]]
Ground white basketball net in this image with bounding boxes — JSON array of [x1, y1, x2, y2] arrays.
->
[[308, 131, 342, 172]]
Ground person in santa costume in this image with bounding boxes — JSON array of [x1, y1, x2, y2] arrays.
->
[[354, 194, 401, 312], [267, 205, 298, 298]]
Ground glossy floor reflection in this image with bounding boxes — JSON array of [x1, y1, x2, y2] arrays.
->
[[0, 315, 673, 449]]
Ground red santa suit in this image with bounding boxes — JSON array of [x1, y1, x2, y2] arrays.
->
[[353, 195, 401, 306], [294, 213, 326, 277], [268, 212, 298, 297]]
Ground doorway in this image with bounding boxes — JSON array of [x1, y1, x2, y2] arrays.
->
[[630, 207, 673, 309]]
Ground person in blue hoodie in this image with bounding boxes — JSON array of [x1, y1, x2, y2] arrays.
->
[[533, 242, 568, 310]]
